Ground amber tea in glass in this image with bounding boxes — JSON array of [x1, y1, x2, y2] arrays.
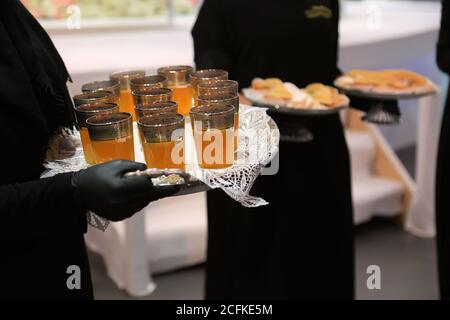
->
[[86, 112, 134, 163], [189, 104, 235, 169], [132, 88, 172, 105], [197, 93, 240, 153], [73, 91, 116, 107], [138, 113, 185, 170], [134, 101, 178, 120], [190, 69, 228, 106], [110, 70, 146, 121], [81, 79, 121, 106], [157, 66, 194, 116], [197, 80, 238, 97], [74, 102, 119, 164], [130, 75, 167, 92]]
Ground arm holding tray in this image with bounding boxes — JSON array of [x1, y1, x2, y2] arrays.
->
[[0, 173, 87, 241]]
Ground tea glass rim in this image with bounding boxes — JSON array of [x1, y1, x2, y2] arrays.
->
[[197, 94, 239, 104], [197, 80, 238, 91], [190, 104, 235, 118], [157, 65, 193, 74], [130, 75, 167, 87], [74, 102, 119, 114], [135, 101, 177, 111], [81, 79, 120, 93], [86, 112, 132, 127], [110, 69, 146, 80], [73, 91, 116, 106], [73, 90, 115, 100], [190, 69, 228, 80], [138, 112, 184, 129], [132, 88, 172, 97]]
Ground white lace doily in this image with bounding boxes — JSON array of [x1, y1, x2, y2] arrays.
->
[[41, 105, 279, 230]]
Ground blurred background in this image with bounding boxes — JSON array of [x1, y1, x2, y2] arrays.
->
[[22, 0, 198, 19], [21, 0, 446, 300]]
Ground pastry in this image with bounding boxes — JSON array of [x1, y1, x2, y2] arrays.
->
[[336, 69, 434, 95], [288, 89, 314, 109], [264, 84, 292, 100], [248, 78, 349, 109], [252, 77, 284, 90], [305, 83, 346, 107]]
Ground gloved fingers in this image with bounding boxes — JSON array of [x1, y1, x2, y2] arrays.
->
[[96, 198, 150, 221], [117, 183, 181, 202], [118, 173, 183, 196], [98, 186, 180, 221], [109, 160, 148, 175], [118, 175, 155, 193], [113, 189, 159, 205], [113, 199, 151, 221], [127, 198, 152, 213], [151, 184, 182, 199]]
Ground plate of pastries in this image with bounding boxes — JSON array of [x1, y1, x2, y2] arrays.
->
[[334, 69, 436, 99], [243, 78, 349, 115]]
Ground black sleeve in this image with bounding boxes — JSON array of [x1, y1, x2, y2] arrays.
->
[[0, 12, 87, 241], [191, 0, 234, 70], [0, 173, 87, 241], [438, 0, 450, 74], [334, 0, 342, 80]]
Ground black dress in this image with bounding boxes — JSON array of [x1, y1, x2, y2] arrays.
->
[[192, 0, 354, 299], [0, 1, 92, 299], [436, 0, 450, 300]]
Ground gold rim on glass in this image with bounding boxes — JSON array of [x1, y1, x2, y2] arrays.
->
[[190, 69, 229, 89], [130, 75, 168, 91], [74, 102, 119, 128], [86, 112, 133, 141], [81, 79, 121, 98], [135, 101, 178, 119], [73, 91, 116, 107], [157, 66, 194, 87], [110, 70, 146, 90]]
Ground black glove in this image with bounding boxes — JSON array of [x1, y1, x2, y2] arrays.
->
[[71, 160, 180, 221]]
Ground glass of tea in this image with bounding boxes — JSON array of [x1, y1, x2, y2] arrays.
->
[[81, 79, 121, 106], [132, 88, 172, 105], [157, 66, 194, 116], [190, 69, 228, 106], [134, 101, 178, 120], [73, 102, 119, 164], [138, 113, 185, 170], [86, 112, 135, 164], [197, 80, 238, 97], [130, 75, 168, 92], [197, 81, 240, 130], [73, 91, 116, 107], [110, 70, 146, 121], [189, 104, 235, 169], [197, 92, 240, 153]]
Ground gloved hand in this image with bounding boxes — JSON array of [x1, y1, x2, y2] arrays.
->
[[71, 160, 180, 221]]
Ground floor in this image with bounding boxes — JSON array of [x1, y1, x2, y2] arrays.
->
[[89, 145, 440, 300], [355, 219, 437, 300], [89, 219, 438, 300]]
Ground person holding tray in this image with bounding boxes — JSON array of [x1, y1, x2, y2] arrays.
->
[[436, 0, 450, 300], [192, 0, 354, 299], [0, 1, 179, 299]]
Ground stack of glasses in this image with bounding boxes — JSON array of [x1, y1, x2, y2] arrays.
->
[[73, 67, 240, 170]]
